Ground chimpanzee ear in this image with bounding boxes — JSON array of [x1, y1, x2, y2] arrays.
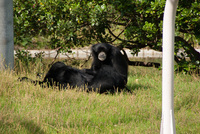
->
[[91, 43, 98, 53]]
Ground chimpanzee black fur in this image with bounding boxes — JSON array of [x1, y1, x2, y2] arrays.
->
[[19, 43, 128, 93]]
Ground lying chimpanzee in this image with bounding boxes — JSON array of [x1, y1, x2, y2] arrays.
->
[[19, 43, 128, 93]]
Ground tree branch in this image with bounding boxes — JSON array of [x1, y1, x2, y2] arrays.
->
[[109, 19, 132, 43], [107, 27, 145, 47], [49, 47, 63, 67], [175, 36, 200, 61], [81, 54, 92, 67], [120, 48, 160, 68]]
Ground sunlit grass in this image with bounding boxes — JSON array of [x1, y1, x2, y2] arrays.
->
[[0, 64, 199, 133]]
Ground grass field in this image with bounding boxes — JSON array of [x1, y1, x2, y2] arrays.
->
[[0, 64, 200, 133]]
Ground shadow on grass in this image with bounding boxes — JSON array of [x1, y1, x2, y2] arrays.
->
[[100, 83, 152, 95], [20, 120, 45, 134], [0, 117, 45, 134], [126, 83, 152, 92]]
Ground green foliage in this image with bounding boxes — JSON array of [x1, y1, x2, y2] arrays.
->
[[15, 50, 45, 73], [14, 0, 109, 49], [14, 0, 200, 73]]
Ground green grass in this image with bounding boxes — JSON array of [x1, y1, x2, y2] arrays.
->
[[0, 66, 200, 133]]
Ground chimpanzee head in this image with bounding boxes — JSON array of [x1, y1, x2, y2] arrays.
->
[[91, 43, 112, 62]]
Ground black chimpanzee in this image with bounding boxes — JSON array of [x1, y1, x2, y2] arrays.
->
[[19, 43, 128, 93]]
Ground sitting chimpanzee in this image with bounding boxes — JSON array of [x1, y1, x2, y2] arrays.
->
[[19, 43, 128, 93]]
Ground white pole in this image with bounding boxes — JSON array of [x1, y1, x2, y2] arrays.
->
[[160, 0, 178, 134], [0, 0, 14, 69]]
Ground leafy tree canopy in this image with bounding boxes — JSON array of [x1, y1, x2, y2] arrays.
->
[[14, 0, 200, 73]]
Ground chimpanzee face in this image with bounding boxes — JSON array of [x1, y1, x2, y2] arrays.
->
[[98, 51, 107, 61], [91, 43, 112, 62]]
